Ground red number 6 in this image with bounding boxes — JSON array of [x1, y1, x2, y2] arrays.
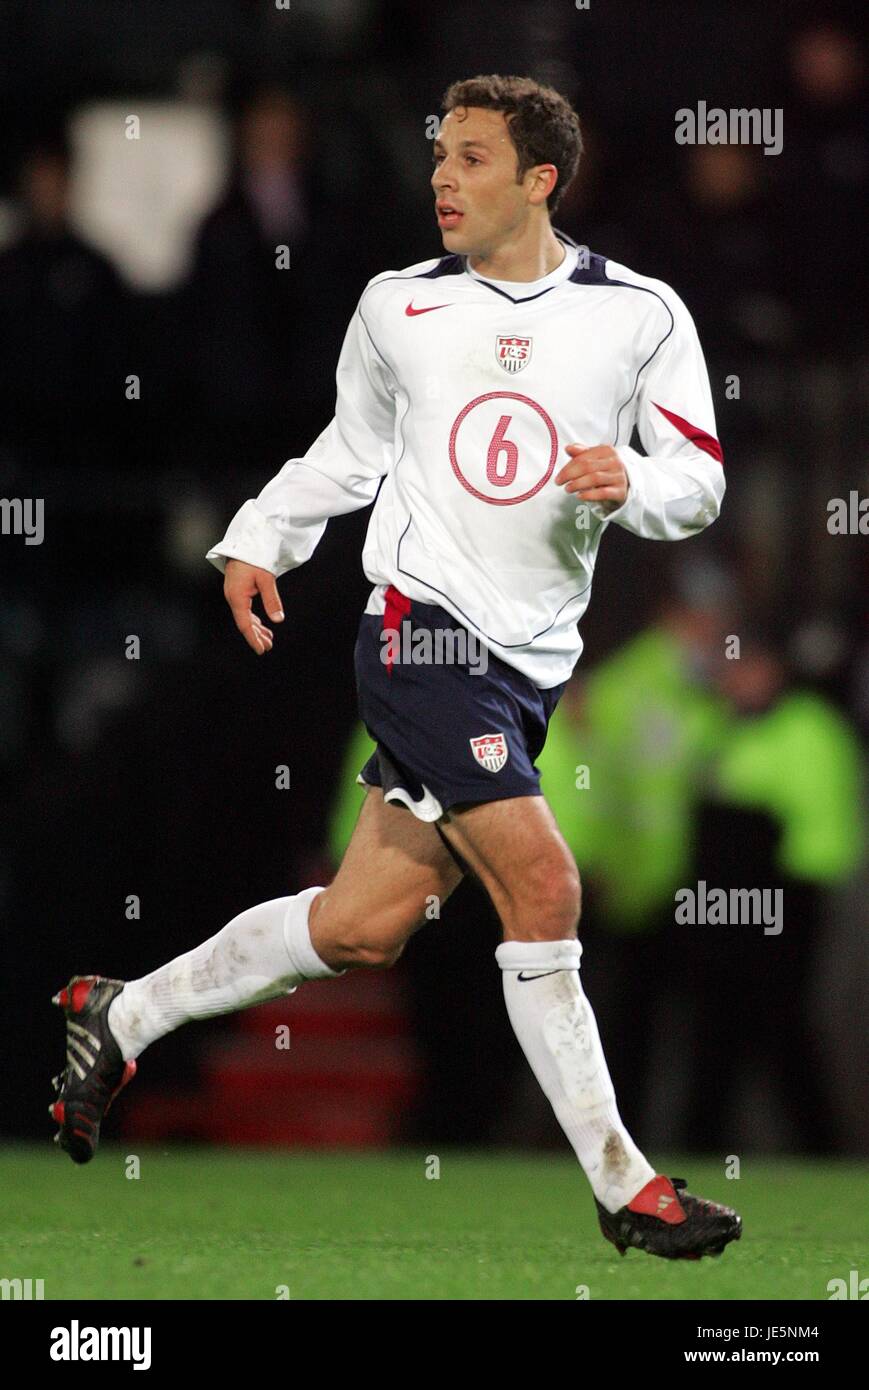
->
[[486, 415, 519, 487]]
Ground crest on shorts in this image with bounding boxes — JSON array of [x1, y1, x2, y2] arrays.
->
[[496, 335, 532, 374], [469, 732, 509, 773]]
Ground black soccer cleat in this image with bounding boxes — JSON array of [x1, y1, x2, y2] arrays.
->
[[596, 1174, 741, 1260], [49, 975, 137, 1164]]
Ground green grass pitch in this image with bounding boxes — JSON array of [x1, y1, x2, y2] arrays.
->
[[2, 1145, 866, 1300]]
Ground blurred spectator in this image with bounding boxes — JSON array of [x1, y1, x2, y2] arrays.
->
[[0, 131, 128, 439], [773, 19, 868, 358], [652, 143, 797, 363], [678, 629, 865, 1152], [184, 87, 365, 446]]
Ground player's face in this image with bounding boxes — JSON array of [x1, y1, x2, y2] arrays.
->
[[431, 108, 539, 257]]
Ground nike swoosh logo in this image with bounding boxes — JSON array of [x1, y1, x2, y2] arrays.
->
[[517, 970, 562, 982], [405, 301, 451, 316]]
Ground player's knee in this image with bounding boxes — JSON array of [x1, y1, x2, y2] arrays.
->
[[510, 852, 581, 938], [340, 937, 406, 970], [315, 898, 412, 970], [539, 862, 581, 934]]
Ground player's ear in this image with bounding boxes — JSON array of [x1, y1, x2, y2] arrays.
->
[[528, 163, 558, 206]]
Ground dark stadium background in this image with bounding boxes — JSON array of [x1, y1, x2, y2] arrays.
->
[[1, 0, 866, 1158]]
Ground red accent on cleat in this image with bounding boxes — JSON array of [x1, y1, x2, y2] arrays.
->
[[51, 1102, 65, 1124], [70, 979, 94, 1013], [107, 1060, 137, 1110], [53, 988, 69, 1008], [627, 1175, 687, 1225]]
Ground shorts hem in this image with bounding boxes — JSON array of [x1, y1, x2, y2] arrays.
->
[[436, 783, 544, 812], [357, 770, 542, 819]]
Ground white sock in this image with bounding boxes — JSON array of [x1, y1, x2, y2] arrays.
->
[[496, 938, 656, 1213], [107, 887, 339, 1060]]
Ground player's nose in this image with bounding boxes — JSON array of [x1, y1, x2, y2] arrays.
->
[[431, 158, 457, 191]]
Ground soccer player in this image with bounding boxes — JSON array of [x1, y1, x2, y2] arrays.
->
[[51, 75, 740, 1260]]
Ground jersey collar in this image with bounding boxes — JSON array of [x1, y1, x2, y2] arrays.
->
[[462, 235, 579, 304]]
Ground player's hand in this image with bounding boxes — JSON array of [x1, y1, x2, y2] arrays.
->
[[223, 559, 284, 655], [556, 443, 629, 508]]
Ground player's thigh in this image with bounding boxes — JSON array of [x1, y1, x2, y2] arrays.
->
[[438, 794, 580, 939], [311, 787, 464, 953]]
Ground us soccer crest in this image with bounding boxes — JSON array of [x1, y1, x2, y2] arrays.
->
[[469, 732, 509, 773], [496, 335, 532, 374]]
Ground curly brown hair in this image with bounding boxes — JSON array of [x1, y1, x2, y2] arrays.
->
[[441, 74, 583, 214]]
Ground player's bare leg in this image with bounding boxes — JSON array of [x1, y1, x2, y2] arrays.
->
[[436, 794, 741, 1257], [307, 788, 464, 970], [50, 788, 463, 1162], [437, 794, 581, 942]]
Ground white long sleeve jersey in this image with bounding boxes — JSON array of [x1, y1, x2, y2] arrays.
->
[[206, 234, 725, 688]]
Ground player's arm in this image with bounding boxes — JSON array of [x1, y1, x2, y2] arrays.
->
[[557, 288, 724, 539], [206, 294, 396, 653]]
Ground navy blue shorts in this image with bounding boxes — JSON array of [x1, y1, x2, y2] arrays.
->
[[354, 585, 566, 821]]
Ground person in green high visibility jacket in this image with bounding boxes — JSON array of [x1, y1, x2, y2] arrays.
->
[[712, 649, 863, 885], [538, 624, 732, 932]]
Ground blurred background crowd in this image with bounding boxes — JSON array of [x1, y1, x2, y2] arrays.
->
[[0, 0, 866, 1156]]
